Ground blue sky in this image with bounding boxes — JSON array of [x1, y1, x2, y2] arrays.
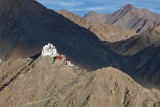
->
[[36, 0, 160, 16]]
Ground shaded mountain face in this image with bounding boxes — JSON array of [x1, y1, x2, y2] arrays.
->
[[0, 57, 160, 107], [58, 10, 136, 42], [129, 46, 160, 86], [0, 0, 125, 69], [84, 4, 160, 33], [107, 25, 160, 86], [129, 26, 160, 86]]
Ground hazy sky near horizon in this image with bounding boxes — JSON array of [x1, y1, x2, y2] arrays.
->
[[36, 0, 160, 16]]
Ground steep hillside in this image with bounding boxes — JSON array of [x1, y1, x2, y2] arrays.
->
[[58, 10, 136, 42], [0, 0, 124, 68], [84, 4, 160, 33], [108, 24, 160, 55], [58, 9, 91, 29], [0, 57, 160, 107]]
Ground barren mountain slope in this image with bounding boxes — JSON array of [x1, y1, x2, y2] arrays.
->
[[0, 57, 160, 107], [84, 4, 160, 33], [58, 10, 136, 42], [88, 24, 136, 42], [107, 4, 160, 33]]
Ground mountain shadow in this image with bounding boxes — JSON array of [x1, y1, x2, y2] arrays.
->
[[107, 25, 160, 89], [0, 0, 124, 70]]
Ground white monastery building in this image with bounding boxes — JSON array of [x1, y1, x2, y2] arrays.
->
[[41, 43, 74, 67], [41, 43, 58, 57]]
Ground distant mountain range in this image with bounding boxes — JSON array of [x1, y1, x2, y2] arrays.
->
[[84, 4, 160, 33], [58, 9, 136, 42], [58, 7, 160, 86]]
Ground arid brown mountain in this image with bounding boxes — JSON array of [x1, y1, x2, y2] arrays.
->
[[0, 0, 160, 107], [107, 4, 160, 33], [88, 24, 136, 42], [84, 4, 160, 33], [83, 11, 111, 24], [0, 57, 160, 107], [58, 10, 136, 42], [0, 0, 159, 87]]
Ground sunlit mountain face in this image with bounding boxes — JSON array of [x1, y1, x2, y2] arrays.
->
[[36, 0, 160, 16]]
